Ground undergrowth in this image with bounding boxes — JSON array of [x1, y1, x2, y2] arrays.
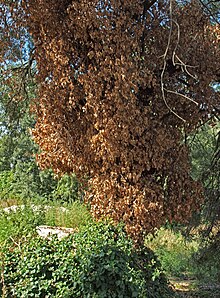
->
[[145, 226, 220, 285], [145, 227, 199, 278], [0, 200, 92, 244], [0, 221, 174, 298]]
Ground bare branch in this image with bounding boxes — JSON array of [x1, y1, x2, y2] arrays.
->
[[160, 0, 186, 122], [175, 55, 198, 80], [172, 20, 180, 67], [164, 88, 199, 106]]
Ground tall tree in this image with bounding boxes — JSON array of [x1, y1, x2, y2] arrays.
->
[[1, 0, 219, 242]]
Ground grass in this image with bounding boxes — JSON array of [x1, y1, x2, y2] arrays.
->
[[0, 199, 92, 244], [145, 226, 220, 298], [145, 227, 200, 278], [44, 200, 92, 228]]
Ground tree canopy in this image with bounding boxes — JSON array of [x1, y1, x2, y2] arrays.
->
[[0, 0, 219, 242]]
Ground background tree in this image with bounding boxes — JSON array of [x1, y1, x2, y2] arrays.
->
[[1, 0, 219, 242], [188, 120, 219, 228]]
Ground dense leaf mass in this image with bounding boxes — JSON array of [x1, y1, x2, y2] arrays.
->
[[2, 0, 219, 242]]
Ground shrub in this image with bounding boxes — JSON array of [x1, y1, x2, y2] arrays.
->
[[0, 167, 81, 204], [1, 221, 174, 297]]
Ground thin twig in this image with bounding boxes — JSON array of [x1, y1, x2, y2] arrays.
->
[[171, 21, 198, 80], [164, 88, 199, 105], [160, 0, 186, 122], [175, 55, 198, 80], [172, 20, 180, 67], [9, 236, 20, 247]]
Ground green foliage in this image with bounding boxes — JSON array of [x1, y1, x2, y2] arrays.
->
[[0, 201, 92, 244], [189, 122, 219, 184], [0, 166, 43, 201], [0, 222, 174, 298], [0, 166, 81, 203], [193, 237, 220, 283], [0, 171, 17, 200], [189, 122, 219, 225], [51, 174, 81, 203], [145, 226, 220, 285], [145, 227, 199, 278], [44, 201, 92, 229], [0, 205, 46, 243], [188, 120, 220, 283]]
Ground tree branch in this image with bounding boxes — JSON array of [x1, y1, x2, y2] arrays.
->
[[142, 0, 158, 12]]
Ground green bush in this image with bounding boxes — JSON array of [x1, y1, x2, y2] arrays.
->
[[1, 221, 174, 298], [0, 167, 81, 203]]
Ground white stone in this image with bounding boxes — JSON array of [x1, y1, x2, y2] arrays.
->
[[2, 205, 67, 213], [36, 225, 76, 240]]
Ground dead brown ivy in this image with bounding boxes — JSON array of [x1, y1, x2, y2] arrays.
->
[[1, 0, 219, 243]]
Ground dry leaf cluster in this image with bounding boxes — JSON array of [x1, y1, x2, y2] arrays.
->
[[1, 0, 219, 243]]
